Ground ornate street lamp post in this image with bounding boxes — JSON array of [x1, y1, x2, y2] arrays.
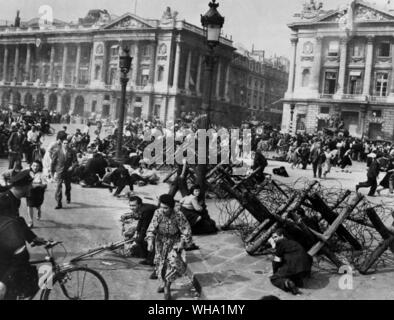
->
[[200, 0, 225, 129], [195, 0, 224, 199], [116, 47, 133, 161]]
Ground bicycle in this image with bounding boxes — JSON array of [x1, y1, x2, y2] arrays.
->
[[28, 240, 110, 300]]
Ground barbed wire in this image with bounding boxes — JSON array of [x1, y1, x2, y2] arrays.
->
[[215, 177, 394, 272]]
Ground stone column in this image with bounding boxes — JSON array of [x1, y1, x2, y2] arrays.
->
[[132, 42, 139, 85], [196, 54, 203, 94], [310, 36, 323, 93], [75, 43, 81, 85], [2, 45, 8, 82], [60, 45, 68, 87], [56, 94, 62, 112], [336, 37, 348, 96], [48, 44, 55, 84], [359, 105, 368, 137], [224, 63, 230, 101], [172, 41, 181, 90], [13, 45, 19, 83], [149, 42, 157, 86], [363, 36, 374, 96], [215, 59, 221, 98], [102, 42, 108, 84], [25, 44, 31, 82], [286, 36, 298, 94], [184, 49, 192, 90]]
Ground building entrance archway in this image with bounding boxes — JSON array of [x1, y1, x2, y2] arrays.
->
[[24, 92, 33, 107], [74, 96, 84, 116], [48, 93, 57, 111], [61, 94, 71, 115]]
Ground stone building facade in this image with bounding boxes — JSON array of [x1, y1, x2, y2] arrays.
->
[[0, 7, 288, 126], [282, 0, 394, 140]]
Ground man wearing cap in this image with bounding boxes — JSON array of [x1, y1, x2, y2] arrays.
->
[[51, 139, 78, 209], [356, 153, 381, 196], [0, 170, 47, 299]]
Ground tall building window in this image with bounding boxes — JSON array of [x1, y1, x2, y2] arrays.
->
[[141, 69, 149, 86], [328, 41, 339, 57], [378, 42, 391, 57], [91, 100, 97, 112], [323, 71, 337, 94], [352, 42, 364, 57], [348, 71, 363, 94], [154, 104, 161, 117], [375, 73, 389, 96], [94, 65, 101, 80], [301, 69, 310, 87], [157, 66, 164, 82]]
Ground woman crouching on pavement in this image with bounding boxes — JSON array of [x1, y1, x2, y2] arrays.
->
[[146, 194, 192, 300], [26, 160, 47, 228]]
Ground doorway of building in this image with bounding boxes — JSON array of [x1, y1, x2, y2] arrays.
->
[[368, 123, 383, 140], [341, 111, 359, 135]]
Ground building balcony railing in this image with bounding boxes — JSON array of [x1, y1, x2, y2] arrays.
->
[[369, 95, 388, 103], [320, 93, 334, 99], [342, 94, 366, 101]]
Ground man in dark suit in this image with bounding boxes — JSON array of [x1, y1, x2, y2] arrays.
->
[[121, 196, 157, 266], [7, 126, 25, 170], [51, 139, 77, 209], [269, 228, 312, 295], [309, 142, 326, 179]]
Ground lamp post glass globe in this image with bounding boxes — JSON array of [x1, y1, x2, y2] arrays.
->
[[201, 0, 225, 47], [119, 47, 132, 74]]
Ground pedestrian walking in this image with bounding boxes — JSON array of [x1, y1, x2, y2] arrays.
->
[[26, 161, 47, 228], [356, 153, 381, 196], [51, 138, 77, 209], [146, 194, 192, 300]]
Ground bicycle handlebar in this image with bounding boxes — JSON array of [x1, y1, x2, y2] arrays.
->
[[44, 241, 63, 250]]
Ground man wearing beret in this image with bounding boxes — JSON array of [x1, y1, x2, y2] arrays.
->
[[51, 138, 77, 209], [0, 170, 47, 300]]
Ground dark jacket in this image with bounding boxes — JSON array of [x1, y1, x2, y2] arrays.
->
[[51, 147, 77, 178], [135, 204, 157, 243], [273, 239, 312, 277], [367, 159, 380, 179], [7, 132, 25, 153], [310, 147, 326, 164]]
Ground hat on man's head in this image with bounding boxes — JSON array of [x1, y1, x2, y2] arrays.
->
[[10, 170, 33, 187]]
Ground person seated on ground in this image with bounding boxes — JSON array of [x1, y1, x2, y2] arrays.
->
[[120, 195, 157, 265], [79, 152, 108, 188], [269, 228, 312, 295], [130, 160, 160, 186], [252, 148, 268, 183], [124, 151, 142, 169], [179, 185, 218, 236]]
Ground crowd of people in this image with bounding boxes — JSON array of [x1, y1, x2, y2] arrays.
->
[[3, 110, 394, 300]]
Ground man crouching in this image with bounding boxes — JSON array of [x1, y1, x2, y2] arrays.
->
[[269, 228, 312, 295]]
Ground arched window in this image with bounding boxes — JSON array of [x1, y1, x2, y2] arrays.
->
[[302, 69, 310, 87]]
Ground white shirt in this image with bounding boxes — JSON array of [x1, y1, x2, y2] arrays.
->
[[27, 130, 40, 143]]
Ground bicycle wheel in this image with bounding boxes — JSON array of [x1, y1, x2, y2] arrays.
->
[[40, 266, 109, 300]]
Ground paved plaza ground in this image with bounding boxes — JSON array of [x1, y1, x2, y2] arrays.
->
[[7, 124, 394, 300]]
